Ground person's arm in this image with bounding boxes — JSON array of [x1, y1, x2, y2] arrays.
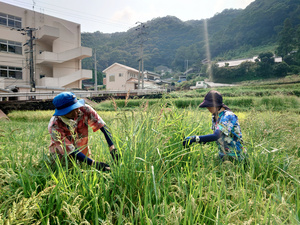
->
[[100, 125, 114, 147], [100, 125, 119, 161], [83, 105, 114, 149], [198, 129, 222, 143], [183, 129, 221, 146], [83, 105, 119, 161], [69, 150, 110, 171]]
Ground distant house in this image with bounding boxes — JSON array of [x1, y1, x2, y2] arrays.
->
[[217, 56, 282, 67], [103, 63, 162, 91], [178, 75, 187, 82], [144, 71, 161, 80], [102, 63, 140, 91], [154, 66, 172, 75]]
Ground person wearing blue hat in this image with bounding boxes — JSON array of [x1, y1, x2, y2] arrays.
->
[[48, 92, 119, 171], [183, 90, 247, 161]]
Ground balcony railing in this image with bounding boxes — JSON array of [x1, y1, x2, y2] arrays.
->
[[36, 47, 92, 64], [36, 25, 59, 42], [39, 69, 92, 87]]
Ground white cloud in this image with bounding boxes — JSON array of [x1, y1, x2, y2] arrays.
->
[[111, 5, 164, 26], [1, 0, 257, 33], [111, 6, 136, 23]]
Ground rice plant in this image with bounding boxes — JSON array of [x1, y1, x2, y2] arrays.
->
[[0, 100, 299, 224]]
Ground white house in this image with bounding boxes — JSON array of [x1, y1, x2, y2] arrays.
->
[[144, 70, 161, 80], [103, 63, 141, 91], [103, 63, 161, 91], [217, 56, 282, 67]]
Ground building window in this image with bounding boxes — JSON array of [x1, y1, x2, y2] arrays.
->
[[119, 73, 123, 77], [109, 75, 115, 82], [0, 65, 22, 79], [0, 39, 22, 54], [0, 13, 22, 29]]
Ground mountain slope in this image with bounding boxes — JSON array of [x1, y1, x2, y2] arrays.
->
[[81, 0, 300, 72], [210, 0, 300, 55]]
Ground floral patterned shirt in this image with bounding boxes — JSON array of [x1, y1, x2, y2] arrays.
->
[[48, 104, 105, 157], [212, 110, 245, 159]]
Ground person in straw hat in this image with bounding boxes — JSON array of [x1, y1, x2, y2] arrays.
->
[[48, 92, 118, 171], [183, 90, 247, 161]]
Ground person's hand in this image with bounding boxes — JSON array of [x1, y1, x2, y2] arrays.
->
[[110, 148, 119, 162], [182, 136, 200, 147], [95, 162, 110, 172]]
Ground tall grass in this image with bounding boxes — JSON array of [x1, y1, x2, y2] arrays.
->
[[0, 100, 299, 224], [94, 95, 300, 113]]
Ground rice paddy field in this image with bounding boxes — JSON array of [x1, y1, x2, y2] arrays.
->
[[0, 83, 300, 224]]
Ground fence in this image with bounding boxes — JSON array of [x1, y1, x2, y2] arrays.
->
[[0, 89, 168, 101]]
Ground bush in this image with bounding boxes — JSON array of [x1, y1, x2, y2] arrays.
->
[[273, 62, 290, 77], [289, 65, 300, 74]]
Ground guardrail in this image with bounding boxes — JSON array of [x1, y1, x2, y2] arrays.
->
[[0, 89, 167, 101]]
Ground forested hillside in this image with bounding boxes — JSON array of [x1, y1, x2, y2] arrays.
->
[[81, 0, 300, 77], [210, 0, 300, 57]]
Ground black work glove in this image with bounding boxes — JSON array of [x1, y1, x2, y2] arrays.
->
[[182, 136, 200, 147], [110, 148, 119, 162], [95, 162, 110, 172]]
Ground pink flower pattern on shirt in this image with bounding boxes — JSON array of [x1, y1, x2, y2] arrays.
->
[[48, 104, 105, 157]]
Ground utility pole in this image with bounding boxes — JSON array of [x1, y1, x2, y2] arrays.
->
[[185, 59, 189, 79], [17, 27, 37, 92], [141, 46, 144, 89], [138, 59, 141, 89], [136, 22, 147, 89], [28, 28, 35, 92], [94, 50, 97, 91], [185, 59, 189, 72]]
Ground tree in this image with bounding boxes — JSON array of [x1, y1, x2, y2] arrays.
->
[[258, 52, 275, 64], [256, 52, 275, 78], [295, 25, 300, 65], [90, 70, 104, 85], [276, 19, 295, 57], [273, 62, 289, 77]]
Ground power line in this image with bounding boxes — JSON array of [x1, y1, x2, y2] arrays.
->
[[2, 0, 134, 32]]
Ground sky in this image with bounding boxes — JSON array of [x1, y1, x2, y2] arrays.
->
[[2, 0, 255, 33]]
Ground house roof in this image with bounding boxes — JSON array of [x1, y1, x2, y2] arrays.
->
[[126, 78, 158, 85], [102, 62, 139, 73], [144, 70, 161, 77], [126, 77, 138, 83]]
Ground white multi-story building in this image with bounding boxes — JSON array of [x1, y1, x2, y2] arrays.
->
[[0, 1, 92, 94]]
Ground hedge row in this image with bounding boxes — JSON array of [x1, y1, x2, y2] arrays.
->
[[94, 96, 300, 112]]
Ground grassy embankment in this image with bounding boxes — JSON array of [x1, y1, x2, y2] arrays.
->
[[95, 79, 300, 113], [0, 81, 299, 224]]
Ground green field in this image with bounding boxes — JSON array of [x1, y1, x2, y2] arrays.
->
[[0, 84, 300, 224]]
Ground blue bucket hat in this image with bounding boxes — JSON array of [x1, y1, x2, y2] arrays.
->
[[53, 92, 85, 116]]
